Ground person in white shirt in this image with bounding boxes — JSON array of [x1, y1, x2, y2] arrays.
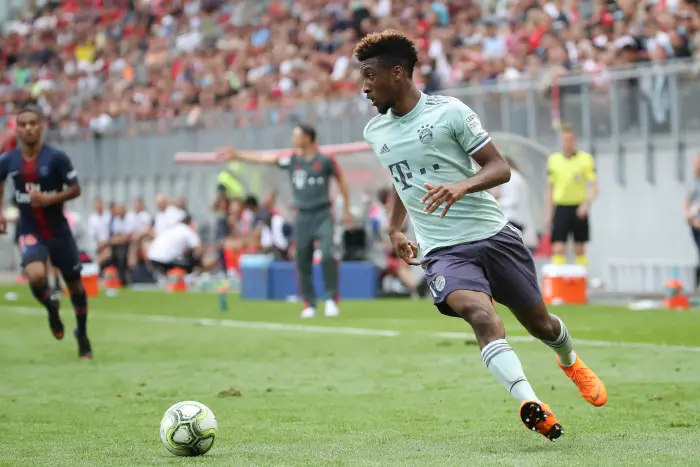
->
[[125, 197, 153, 235], [87, 197, 111, 253], [153, 193, 186, 236], [65, 208, 96, 261], [491, 157, 536, 249], [260, 211, 290, 258], [104, 204, 134, 285], [147, 214, 203, 274], [125, 197, 154, 271]]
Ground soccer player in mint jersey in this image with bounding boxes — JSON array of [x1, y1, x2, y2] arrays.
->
[[356, 31, 607, 441], [216, 125, 353, 318], [0, 106, 92, 359]]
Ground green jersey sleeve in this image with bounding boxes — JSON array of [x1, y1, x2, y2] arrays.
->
[[447, 100, 492, 157]]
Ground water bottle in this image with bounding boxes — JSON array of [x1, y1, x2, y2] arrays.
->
[[218, 283, 228, 313]]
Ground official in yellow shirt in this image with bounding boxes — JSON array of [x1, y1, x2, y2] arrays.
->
[[547, 126, 598, 267]]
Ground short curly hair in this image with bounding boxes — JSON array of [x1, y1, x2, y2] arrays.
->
[[354, 30, 419, 77]]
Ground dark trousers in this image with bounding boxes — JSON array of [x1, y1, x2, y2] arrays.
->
[[295, 208, 338, 307]]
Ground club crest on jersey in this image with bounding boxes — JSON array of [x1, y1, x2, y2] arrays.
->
[[39, 166, 48, 176], [418, 125, 434, 144], [432, 275, 445, 292]]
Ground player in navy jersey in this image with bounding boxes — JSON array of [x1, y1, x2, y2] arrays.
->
[[0, 106, 92, 359]]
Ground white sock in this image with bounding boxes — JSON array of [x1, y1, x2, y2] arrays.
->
[[543, 314, 577, 366], [481, 339, 540, 403]]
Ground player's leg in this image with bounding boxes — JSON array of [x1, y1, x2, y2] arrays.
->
[[572, 209, 590, 267], [550, 205, 572, 265], [21, 239, 64, 340], [316, 213, 339, 317], [49, 238, 92, 359], [423, 248, 562, 441], [294, 213, 318, 318], [485, 225, 607, 407]]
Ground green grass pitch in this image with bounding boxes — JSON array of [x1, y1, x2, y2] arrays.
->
[[1, 285, 700, 466]]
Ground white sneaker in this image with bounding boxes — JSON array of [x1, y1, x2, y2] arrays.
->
[[324, 299, 339, 317], [300, 307, 316, 319]]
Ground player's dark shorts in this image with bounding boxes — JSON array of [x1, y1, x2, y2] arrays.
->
[[421, 224, 542, 317], [20, 233, 82, 282], [551, 204, 589, 243]]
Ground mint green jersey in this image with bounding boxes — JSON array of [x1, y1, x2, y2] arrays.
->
[[363, 93, 506, 255]]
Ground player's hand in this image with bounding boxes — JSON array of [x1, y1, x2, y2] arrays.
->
[[576, 203, 589, 219], [421, 183, 468, 218], [389, 231, 420, 266], [0, 215, 7, 235], [691, 219, 700, 230], [215, 147, 238, 162], [28, 190, 50, 208], [343, 210, 354, 228]]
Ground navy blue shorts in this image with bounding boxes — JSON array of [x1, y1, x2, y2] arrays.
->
[[420, 224, 542, 317], [20, 233, 82, 282]]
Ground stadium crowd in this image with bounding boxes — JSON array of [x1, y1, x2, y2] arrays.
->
[[0, 0, 699, 141]]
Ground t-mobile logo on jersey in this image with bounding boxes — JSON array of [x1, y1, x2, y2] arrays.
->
[[388, 160, 441, 191]]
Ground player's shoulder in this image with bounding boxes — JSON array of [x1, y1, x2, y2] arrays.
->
[[548, 151, 563, 163], [43, 144, 69, 158], [362, 113, 389, 142], [426, 94, 474, 114], [577, 150, 594, 162], [0, 148, 20, 165]]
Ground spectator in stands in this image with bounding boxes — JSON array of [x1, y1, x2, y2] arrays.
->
[[153, 194, 185, 236], [125, 197, 153, 235], [126, 197, 154, 272], [88, 196, 111, 262], [147, 213, 204, 276], [212, 191, 231, 243], [2, 0, 697, 138], [106, 203, 132, 285]]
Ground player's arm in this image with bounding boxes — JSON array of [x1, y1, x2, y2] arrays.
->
[[327, 156, 353, 224], [450, 103, 510, 193], [422, 102, 510, 216], [583, 154, 599, 207], [45, 151, 81, 205], [215, 147, 278, 165], [545, 156, 556, 228]]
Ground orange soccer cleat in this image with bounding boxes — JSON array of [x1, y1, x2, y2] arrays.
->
[[558, 355, 607, 407], [520, 400, 563, 441]]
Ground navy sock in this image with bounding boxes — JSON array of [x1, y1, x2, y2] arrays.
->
[[70, 289, 88, 337], [30, 282, 57, 315]]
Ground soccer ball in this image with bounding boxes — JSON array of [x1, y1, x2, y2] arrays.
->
[[159, 401, 218, 456]]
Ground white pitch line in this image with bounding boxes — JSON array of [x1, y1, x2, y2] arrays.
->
[[0, 306, 400, 337], [428, 331, 700, 352], [2, 305, 700, 352]]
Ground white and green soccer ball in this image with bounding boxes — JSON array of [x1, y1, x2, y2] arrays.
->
[[159, 401, 218, 456]]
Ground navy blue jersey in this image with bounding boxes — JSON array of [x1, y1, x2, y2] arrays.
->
[[0, 144, 78, 239]]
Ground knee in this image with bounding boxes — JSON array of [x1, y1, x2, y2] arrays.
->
[[25, 263, 46, 285], [450, 294, 503, 333]]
